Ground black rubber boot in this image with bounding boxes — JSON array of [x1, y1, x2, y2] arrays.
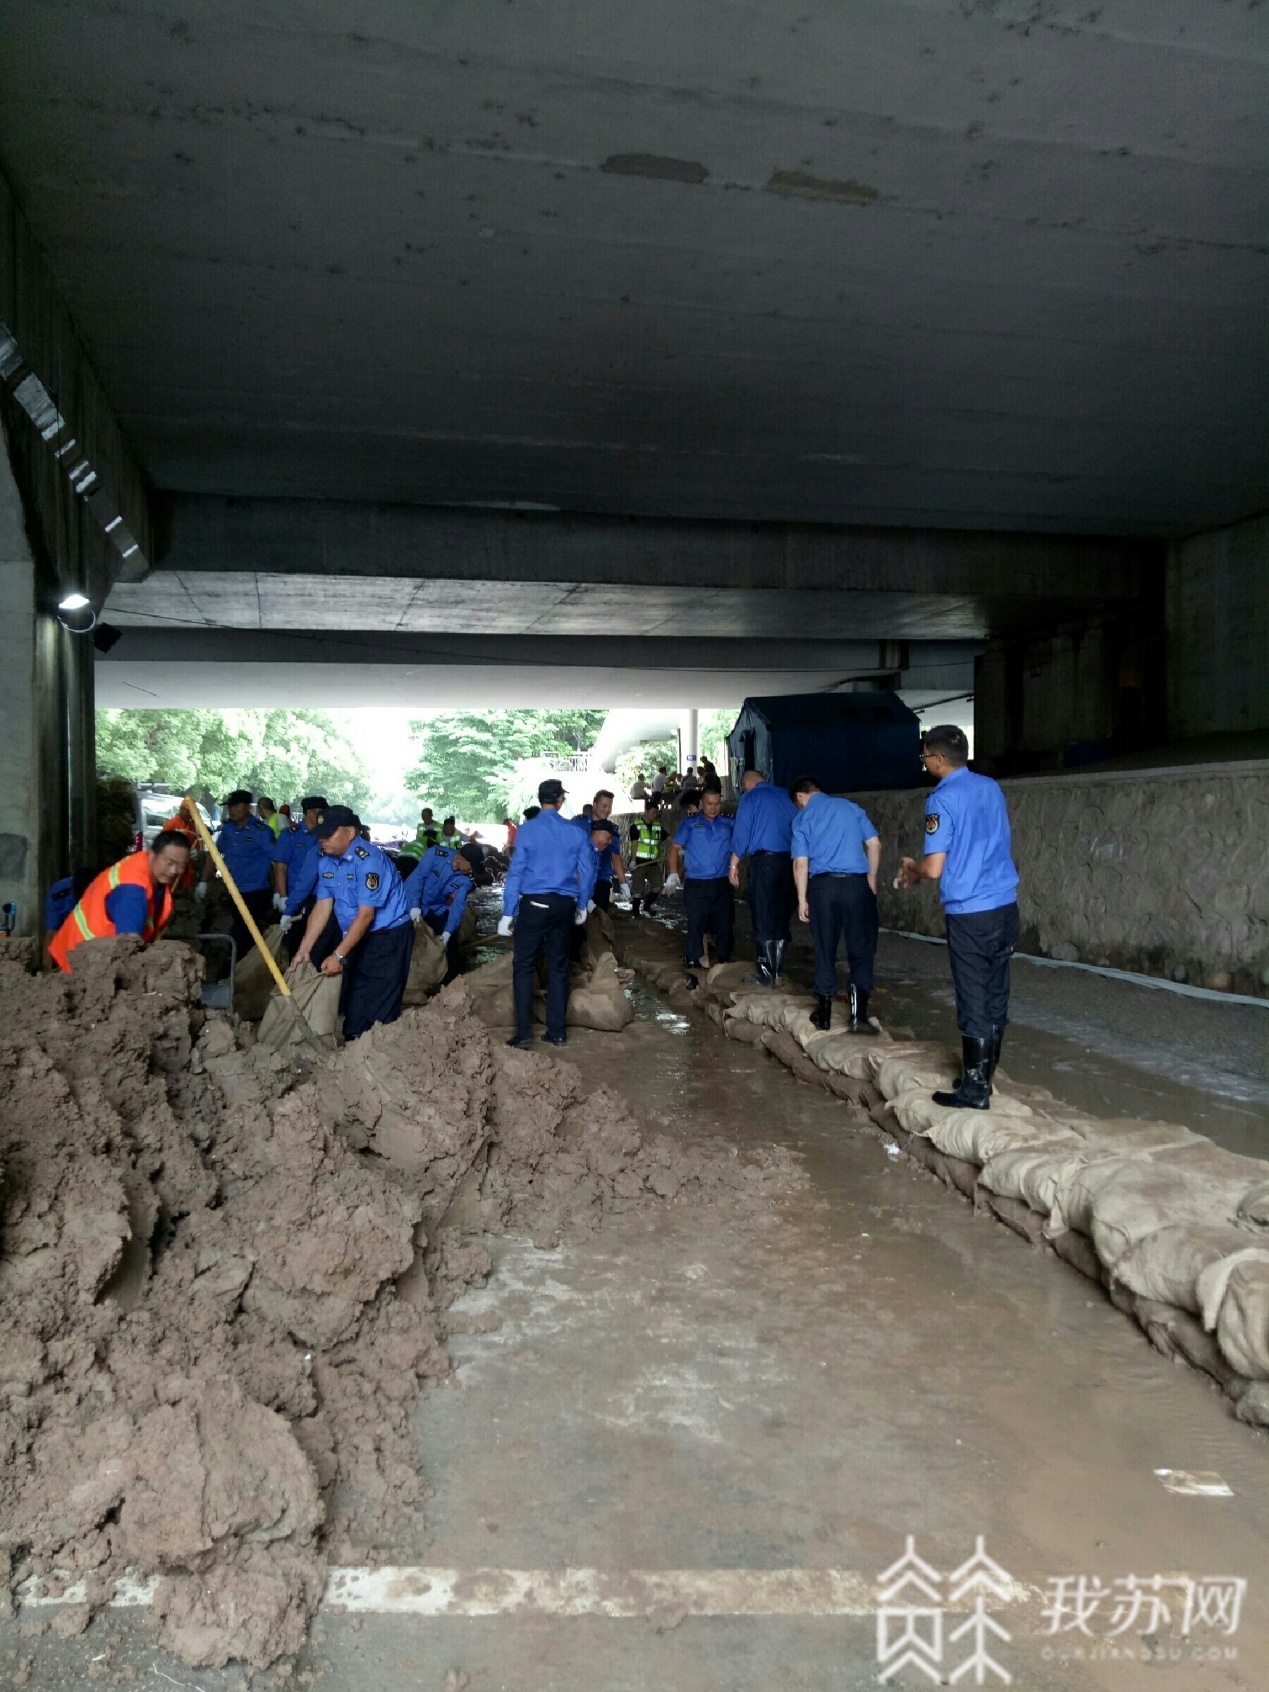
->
[[745, 942, 777, 988], [934, 1037, 992, 1109], [849, 984, 878, 1036], [771, 940, 786, 984], [810, 994, 833, 1032], [630, 897, 642, 917], [986, 1026, 1004, 1083], [505, 1034, 534, 1050]]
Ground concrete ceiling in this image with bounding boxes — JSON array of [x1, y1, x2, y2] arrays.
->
[[2, 1, 1266, 536]]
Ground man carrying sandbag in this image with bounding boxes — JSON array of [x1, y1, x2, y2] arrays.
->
[[290, 805, 415, 1041], [498, 777, 598, 1050], [896, 724, 1020, 1111], [406, 847, 474, 984]]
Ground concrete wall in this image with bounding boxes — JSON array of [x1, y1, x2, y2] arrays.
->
[[1167, 512, 1269, 739], [854, 764, 1269, 996], [0, 444, 38, 932]]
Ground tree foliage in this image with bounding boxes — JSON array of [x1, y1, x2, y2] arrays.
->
[[406, 709, 606, 820], [95, 709, 373, 813]]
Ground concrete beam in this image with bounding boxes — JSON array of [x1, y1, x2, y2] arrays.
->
[[0, 168, 152, 596], [162, 496, 1151, 601]]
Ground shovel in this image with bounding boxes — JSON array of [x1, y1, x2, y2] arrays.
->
[[182, 796, 329, 1056]]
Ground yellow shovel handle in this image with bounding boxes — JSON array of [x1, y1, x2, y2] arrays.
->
[[182, 795, 292, 999]]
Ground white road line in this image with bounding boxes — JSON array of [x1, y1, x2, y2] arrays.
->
[[19, 1566, 1038, 1618]]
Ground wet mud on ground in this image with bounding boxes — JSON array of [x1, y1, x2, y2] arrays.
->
[[8, 907, 1269, 1691]]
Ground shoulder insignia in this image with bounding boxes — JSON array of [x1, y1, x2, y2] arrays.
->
[[355, 845, 370, 858], [364, 871, 380, 892], [925, 813, 941, 834]]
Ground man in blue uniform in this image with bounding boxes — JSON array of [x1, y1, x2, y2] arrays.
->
[[728, 770, 798, 986], [273, 796, 338, 963], [498, 778, 598, 1049], [403, 844, 474, 984], [665, 787, 735, 970], [196, 788, 278, 960], [573, 790, 631, 910], [897, 724, 1020, 1110], [291, 805, 415, 1041], [791, 777, 881, 1033]]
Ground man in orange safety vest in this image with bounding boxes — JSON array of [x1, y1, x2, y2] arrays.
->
[[49, 830, 192, 973]]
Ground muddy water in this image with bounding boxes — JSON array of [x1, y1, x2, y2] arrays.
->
[[410, 925, 1269, 1692]]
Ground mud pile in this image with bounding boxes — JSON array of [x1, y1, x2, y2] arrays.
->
[[0, 936, 799, 1670]]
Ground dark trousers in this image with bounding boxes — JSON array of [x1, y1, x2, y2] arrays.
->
[[748, 851, 794, 946], [230, 887, 276, 964], [425, 910, 460, 984], [284, 897, 340, 968], [945, 903, 1019, 1040], [341, 920, 415, 1041], [513, 892, 575, 1040], [684, 877, 734, 965], [591, 878, 612, 910], [807, 874, 878, 998]]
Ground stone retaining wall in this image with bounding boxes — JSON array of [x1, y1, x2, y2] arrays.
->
[[853, 761, 1269, 997]]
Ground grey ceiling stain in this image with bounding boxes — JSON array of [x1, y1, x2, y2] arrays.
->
[[765, 169, 878, 205], [600, 154, 710, 184]]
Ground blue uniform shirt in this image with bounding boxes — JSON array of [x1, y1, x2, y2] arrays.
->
[[924, 765, 1019, 916], [730, 780, 797, 858], [573, 812, 618, 881], [791, 792, 878, 876], [283, 847, 322, 917], [315, 840, 412, 932], [401, 844, 455, 911], [45, 876, 79, 934], [214, 815, 276, 894], [672, 812, 735, 880], [502, 807, 598, 914], [422, 864, 473, 937], [273, 822, 319, 875]]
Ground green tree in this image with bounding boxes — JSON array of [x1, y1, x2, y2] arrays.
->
[[95, 709, 373, 813], [407, 710, 606, 820]]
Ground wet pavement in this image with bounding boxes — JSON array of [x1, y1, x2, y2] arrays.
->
[[9, 903, 1269, 1691]]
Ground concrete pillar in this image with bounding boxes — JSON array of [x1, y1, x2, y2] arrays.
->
[[0, 418, 97, 938], [680, 708, 699, 772], [1166, 513, 1269, 740]]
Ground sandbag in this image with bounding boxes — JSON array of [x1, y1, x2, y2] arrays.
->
[[452, 903, 477, 951], [802, 1029, 891, 1078], [402, 920, 447, 1006], [1197, 1251, 1269, 1380], [232, 923, 288, 1021], [566, 950, 633, 1032], [1111, 1223, 1255, 1316], [256, 961, 342, 1053], [919, 1106, 1064, 1168], [1055, 1155, 1261, 1273]]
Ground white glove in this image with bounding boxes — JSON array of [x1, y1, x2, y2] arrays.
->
[[409, 907, 422, 923], [497, 915, 514, 937], [619, 882, 632, 900], [574, 907, 588, 926], [272, 892, 286, 913], [587, 899, 596, 913], [279, 914, 294, 934], [440, 930, 450, 948], [194, 882, 208, 902], [663, 873, 682, 892]]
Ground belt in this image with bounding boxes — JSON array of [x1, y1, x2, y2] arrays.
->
[[810, 871, 867, 880], [750, 849, 790, 858]]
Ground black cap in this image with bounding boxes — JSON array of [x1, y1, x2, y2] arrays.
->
[[589, 817, 615, 835], [538, 778, 566, 805], [314, 804, 361, 838], [223, 788, 253, 806], [299, 795, 328, 812]]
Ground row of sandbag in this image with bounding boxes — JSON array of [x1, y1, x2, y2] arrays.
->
[[637, 962, 1269, 1425]]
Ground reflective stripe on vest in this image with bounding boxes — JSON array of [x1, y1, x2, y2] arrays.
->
[[49, 852, 171, 972], [629, 822, 665, 862]]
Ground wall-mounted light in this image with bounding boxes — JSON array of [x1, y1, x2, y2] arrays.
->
[[58, 591, 90, 611], [55, 590, 97, 634]]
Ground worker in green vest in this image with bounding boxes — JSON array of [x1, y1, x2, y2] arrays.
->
[[627, 797, 668, 916], [397, 805, 443, 869]]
